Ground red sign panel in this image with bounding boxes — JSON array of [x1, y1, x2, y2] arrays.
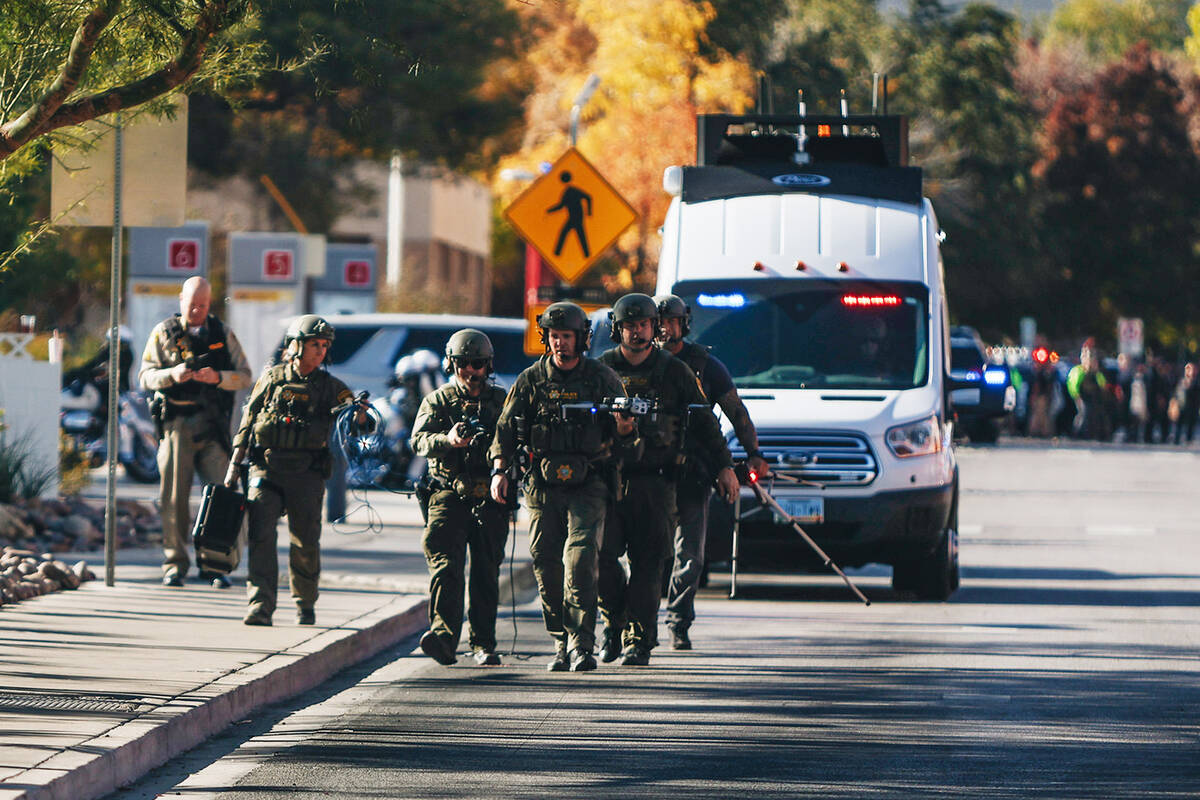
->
[[343, 259, 372, 288], [262, 249, 294, 281], [167, 239, 200, 272]]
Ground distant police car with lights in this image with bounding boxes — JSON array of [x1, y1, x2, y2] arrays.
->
[[948, 325, 1015, 444]]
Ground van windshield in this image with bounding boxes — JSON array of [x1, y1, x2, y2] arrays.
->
[[676, 279, 929, 390]]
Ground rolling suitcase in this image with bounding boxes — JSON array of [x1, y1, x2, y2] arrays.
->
[[191, 483, 246, 576]]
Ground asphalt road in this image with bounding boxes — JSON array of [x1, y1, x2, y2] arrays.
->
[[108, 441, 1200, 799]]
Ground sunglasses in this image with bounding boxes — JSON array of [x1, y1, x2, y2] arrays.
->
[[456, 358, 490, 370]]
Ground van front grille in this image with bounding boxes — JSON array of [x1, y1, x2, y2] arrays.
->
[[729, 429, 877, 487]]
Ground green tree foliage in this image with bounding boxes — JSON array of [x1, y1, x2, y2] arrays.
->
[[896, 1, 1040, 337], [1044, 0, 1193, 61], [188, 0, 525, 232], [0, 0, 271, 283], [1031, 42, 1200, 341], [761, 0, 898, 114], [1186, 2, 1200, 67], [0, 0, 266, 176]]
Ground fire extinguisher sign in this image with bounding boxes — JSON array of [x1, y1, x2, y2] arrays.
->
[[343, 260, 372, 287], [167, 239, 200, 272], [262, 249, 294, 281]]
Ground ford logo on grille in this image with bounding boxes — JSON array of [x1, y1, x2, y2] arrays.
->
[[772, 173, 832, 187], [780, 452, 813, 465]]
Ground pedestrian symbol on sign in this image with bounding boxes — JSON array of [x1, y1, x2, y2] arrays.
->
[[503, 147, 637, 284], [548, 171, 592, 258]]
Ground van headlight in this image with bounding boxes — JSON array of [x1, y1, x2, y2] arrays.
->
[[886, 415, 942, 458]]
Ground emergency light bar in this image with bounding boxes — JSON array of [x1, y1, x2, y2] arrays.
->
[[841, 294, 901, 307], [697, 293, 748, 308]]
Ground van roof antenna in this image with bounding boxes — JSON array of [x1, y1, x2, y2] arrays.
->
[[871, 74, 880, 115], [794, 89, 811, 165]]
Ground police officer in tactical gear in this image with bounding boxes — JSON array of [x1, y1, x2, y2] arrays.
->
[[139, 276, 252, 588], [410, 329, 510, 667], [489, 302, 637, 672], [225, 314, 371, 626], [655, 293, 771, 650], [597, 293, 738, 666]]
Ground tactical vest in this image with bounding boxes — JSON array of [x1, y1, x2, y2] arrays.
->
[[527, 359, 611, 460], [160, 314, 235, 420], [427, 385, 505, 487], [251, 366, 338, 451], [599, 349, 681, 460]]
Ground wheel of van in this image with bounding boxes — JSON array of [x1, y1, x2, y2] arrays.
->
[[914, 481, 960, 600], [891, 480, 960, 600]]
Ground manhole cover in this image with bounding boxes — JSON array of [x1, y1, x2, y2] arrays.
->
[[0, 691, 148, 714]]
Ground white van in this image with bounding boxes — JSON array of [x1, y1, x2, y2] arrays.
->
[[656, 112, 959, 599]]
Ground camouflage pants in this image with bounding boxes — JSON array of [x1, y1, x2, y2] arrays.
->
[[598, 474, 676, 650], [423, 489, 511, 652], [525, 477, 608, 652], [245, 466, 325, 618]]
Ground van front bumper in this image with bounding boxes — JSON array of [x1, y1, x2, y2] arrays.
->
[[707, 483, 955, 569]]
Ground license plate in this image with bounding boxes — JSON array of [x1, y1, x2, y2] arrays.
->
[[780, 497, 824, 524]]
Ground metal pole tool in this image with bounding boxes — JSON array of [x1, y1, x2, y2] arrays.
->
[[733, 464, 871, 606]]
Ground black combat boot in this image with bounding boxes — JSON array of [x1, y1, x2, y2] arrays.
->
[[420, 630, 457, 665], [569, 648, 597, 672], [669, 627, 692, 650], [598, 628, 622, 663]]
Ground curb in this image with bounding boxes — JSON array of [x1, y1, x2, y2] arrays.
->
[[2, 561, 536, 800]]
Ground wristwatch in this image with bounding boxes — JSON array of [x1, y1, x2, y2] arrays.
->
[[491, 466, 507, 477], [747, 449, 764, 460]]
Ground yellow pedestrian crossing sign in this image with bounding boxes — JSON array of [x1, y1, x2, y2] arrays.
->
[[504, 148, 638, 284]]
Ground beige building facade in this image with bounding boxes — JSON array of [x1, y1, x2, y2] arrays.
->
[[188, 160, 493, 315]]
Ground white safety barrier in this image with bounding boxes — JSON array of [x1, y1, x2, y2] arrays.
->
[[0, 333, 62, 497]]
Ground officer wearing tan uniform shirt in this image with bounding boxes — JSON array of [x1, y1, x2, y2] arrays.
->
[[139, 276, 252, 588]]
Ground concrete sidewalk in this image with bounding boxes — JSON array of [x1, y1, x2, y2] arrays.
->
[[0, 490, 534, 800]]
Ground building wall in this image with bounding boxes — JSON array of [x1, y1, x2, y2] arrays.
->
[[186, 160, 493, 315]]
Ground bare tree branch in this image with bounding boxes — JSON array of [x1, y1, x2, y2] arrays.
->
[[0, 0, 122, 157], [0, 0, 240, 160]]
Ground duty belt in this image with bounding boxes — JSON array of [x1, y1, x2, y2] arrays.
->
[[166, 400, 204, 417]]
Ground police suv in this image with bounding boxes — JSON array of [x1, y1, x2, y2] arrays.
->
[[656, 110, 960, 599]]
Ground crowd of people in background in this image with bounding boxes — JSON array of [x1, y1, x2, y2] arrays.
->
[[1018, 339, 1200, 445]]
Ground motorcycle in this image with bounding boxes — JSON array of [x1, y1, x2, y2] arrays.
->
[[60, 381, 161, 484]]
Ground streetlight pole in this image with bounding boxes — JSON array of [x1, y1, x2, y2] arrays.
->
[[569, 74, 601, 148]]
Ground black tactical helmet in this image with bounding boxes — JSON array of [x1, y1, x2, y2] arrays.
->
[[286, 314, 336, 343], [538, 301, 591, 353], [609, 293, 660, 342], [654, 293, 691, 336]]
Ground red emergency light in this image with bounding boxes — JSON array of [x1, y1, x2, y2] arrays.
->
[[841, 294, 901, 307], [1032, 346, 1050, 364], [817, 124, 832, 137]]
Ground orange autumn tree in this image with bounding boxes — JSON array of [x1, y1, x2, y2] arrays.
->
[[494, 0, 754, 292]]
